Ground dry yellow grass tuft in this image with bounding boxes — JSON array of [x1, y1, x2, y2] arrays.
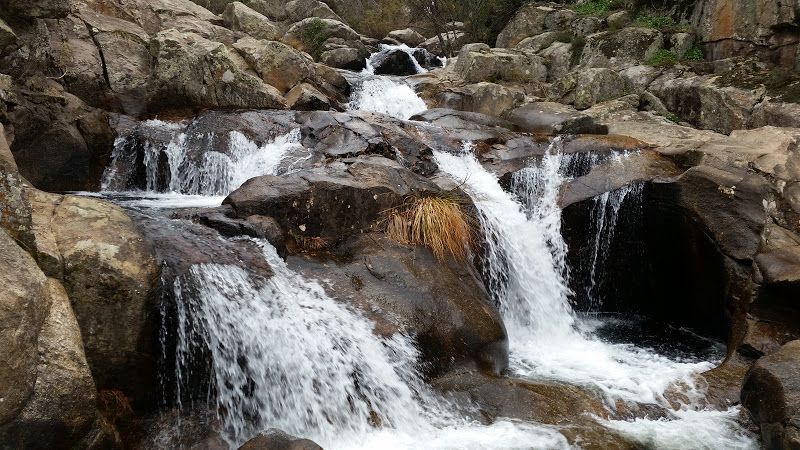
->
[[385, 194, 473, 262], [301, 236, 329, 251]]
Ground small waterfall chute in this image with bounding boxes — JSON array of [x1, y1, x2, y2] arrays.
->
[[432, 141, 757, 449]]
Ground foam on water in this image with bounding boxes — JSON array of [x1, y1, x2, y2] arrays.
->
[[602, 407, 757, 450], [433, 142, 758, 448], [347, 76, 427, 119]]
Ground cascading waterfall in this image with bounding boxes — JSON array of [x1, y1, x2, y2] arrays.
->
[[166, 239, 571, 450], [102, 121, 302, 202], [346, 46, 428, 120], [433, 142, 758, 449], [585, 181, 643, 309]]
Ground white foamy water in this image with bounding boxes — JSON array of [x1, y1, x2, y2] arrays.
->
[[347, 76, 427, 120], [169, 240, 570, 450], [433, 143, 758, 449], [602, 408, 757, 450], [102, 121, 302, 199]]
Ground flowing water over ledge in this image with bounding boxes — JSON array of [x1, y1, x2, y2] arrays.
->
[[90, 47, 759, 449]]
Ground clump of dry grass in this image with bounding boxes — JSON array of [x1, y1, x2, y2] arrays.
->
[[98, 389, 134, 424], [301, 236, 329, 251], [385, 194, 473, 262]]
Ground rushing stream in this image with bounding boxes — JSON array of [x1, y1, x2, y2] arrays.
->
[[95, 46, 759, 449]]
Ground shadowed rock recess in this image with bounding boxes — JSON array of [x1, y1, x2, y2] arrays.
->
[[1, 0, 800, 449]]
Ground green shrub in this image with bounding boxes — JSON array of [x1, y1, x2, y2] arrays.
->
[[302, 18, 331, 59], [646, 49, 679, 67], [574, 0, 613, 16], [665, 112, 680, 123], [683, 47, 703, 61], [634, 14, 676, 29]]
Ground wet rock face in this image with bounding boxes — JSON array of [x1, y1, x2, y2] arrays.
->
[[289, 234, 509, 377], [238, 429, 323, 450], [371, 49, 418, 76], [742, 340, 800, 448]]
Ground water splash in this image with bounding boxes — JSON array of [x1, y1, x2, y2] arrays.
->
[[347, 76, 427, 120], [167, 239, 571, 450]]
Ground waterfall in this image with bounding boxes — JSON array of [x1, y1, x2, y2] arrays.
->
[[433, 142, 757, 449], [347, 77, 427, 120], [346, 46, 428, 120], [585, 181, 643, 309], [165, 238, 571, 450], [102, 121, 302, 198]]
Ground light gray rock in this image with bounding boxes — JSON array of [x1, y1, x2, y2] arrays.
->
[[149, 29, 286, 109], [386, 28, 425, 47], [285, 0, 342, 22], [540, 41, 573, 81], [285, 82, 331, 111], [581, 27, 664, 68], [452, 44, 547, 84], [223, 2, 280, 41], [51, 195, 160, 398], [233, 37, 314, 93], [574, 68, 627, 109], [0, 229, 50, 425]]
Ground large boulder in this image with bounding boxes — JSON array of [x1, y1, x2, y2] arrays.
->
[[506, 102, 609, 135], [51, 196, 160, 404], [285, 0, 342, 22], [580, 28, 665, 68], [433, 371, 634, 448], [419, 31, 468, 56], [239, 429, 322, 450], [297, 110, 438, 175], [386, 28, 425, 47], [2, 279, 99, 448], [285, 83, 331, 111], [496, 4, 559, 48], [289, 233, 509, 377], [75, 10, 153, 114], [452, 43, 547, 84], [149, 29, 286, 110], [648, 74, 761, 134], [2, 76, 115, 192], [540, 41, 574, 81], [0, 19, 17, 52], [233, 37, 314, 93], [224, 158, 441, 243], [281, 17, 370, 70], [0, 229, 50, 426], [223, 2, 280, 41], [371, 49, 418, 76], [742, 340, 800, 449], [574, 68, 627, 110], [437, 82, 524, 117]]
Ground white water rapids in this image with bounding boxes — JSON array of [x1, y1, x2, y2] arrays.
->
[[101, 45, 758, 449], [433, 143, 757, 449]]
